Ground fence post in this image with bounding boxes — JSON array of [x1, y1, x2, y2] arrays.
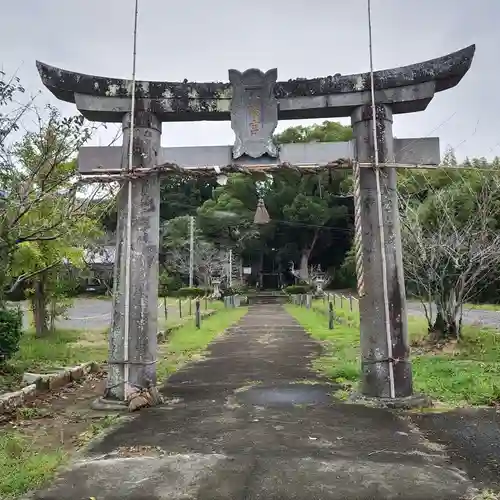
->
[[205, 295, 208, 311], [178, 298, 182, 319], [195, 299, 201, 329], [306, 294, 311, 310], [328, 302, 334, 330], [340, 295, 343, 309], [189, 298, 192, 316], [333, 294, 336, 306], [349, 295, 353, 311]]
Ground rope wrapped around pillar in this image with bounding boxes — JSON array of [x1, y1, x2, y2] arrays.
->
[[353, 161, 365, 297]]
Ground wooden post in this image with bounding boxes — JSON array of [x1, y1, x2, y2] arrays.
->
[[195, 299, 201, 329], [349, 295, 353, 311], [329, 302, 334, 330], [178, 298, 182, 319], [205, 296, 208, 311], [189, 298, 192, 316]]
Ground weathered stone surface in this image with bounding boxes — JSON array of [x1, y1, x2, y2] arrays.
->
[[36, 44, 475, 122], [229, 68, 278, 159], [48, 370, 72, 390], [105, 112, 161, 401], [77, 137, 440, 174], [0, 384, 37, 413], [351, 104, 411, 398], [1, 362, 98, 414], [22, 372, 42, 386]]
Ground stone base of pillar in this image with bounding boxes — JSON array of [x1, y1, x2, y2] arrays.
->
[[347, 392, 432, 410], [91, 388, 165, 412], [90, 396, 129, 412]]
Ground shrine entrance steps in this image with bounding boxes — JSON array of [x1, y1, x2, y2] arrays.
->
[[247, 291, 288, 305], [34, 304, 478, 499]]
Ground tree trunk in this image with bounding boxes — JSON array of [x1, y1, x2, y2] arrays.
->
[[32, 276, 49, 337], [298, 229, 320, 283], [430, 306, 459, 342], [299, 251, 309, 282], [49, 298, 57, 332]]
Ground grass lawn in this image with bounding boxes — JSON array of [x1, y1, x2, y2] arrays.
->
[[1, 299, 224, 393], [463, 302, 500, 312], [0, 431, 66, 499], [286, 302, 500, 406], [0, 329, 108, 394], [157, 306, 247, 382]]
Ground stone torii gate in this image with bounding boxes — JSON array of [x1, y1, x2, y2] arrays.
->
[[36, 44, 475, 405]]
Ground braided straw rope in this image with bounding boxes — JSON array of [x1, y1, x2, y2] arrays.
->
[[352, 161, 365, 297]]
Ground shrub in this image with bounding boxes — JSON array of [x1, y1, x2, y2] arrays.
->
[[0, 308, 23, 363], [177, 287, 205, 298], [284, 285, 311, 295]]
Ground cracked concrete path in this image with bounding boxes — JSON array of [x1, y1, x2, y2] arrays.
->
[[31, 305, 494, 499]]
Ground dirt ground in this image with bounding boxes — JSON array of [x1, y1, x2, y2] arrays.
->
[[1, 370, 121, 455]]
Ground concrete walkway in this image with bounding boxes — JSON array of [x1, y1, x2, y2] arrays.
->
[[32, 305, 498, 499]]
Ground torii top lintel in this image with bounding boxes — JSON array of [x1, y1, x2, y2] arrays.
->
[[36, 44, 475, 123]]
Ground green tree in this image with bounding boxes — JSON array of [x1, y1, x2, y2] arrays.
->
[[274, 120, 353, 144], [196, 121, 354, 285], [401, 159, 500, 340], [1, 102, 105, 334]]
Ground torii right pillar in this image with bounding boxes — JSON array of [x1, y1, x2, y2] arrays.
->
[[352, 103, 411, 399]]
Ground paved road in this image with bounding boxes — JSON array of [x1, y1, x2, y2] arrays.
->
[[33, 304, 499, 499], [12, 298, 189, 331], [407, 301, 500, 329]]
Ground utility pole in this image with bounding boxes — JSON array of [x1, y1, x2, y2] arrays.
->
[[189, 215, 194, 287]]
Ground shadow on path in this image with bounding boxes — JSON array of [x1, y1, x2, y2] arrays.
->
[[32, 305, 489, 499]]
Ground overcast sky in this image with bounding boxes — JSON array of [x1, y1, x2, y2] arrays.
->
[[1, 0, 498, 160]]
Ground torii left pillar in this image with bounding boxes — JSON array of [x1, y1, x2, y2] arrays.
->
[[105, 111, 161, 403]]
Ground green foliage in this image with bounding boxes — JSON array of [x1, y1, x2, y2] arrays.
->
[[158, 270, 172, 297], [400, 157, 500, 337], [284, 285, 311, 295], [0, 101, 106, 334], [274, 120, 353, 144], [0, 431, 65, 499], [193, 121, 354, 287], [286, 305, 360, 384], [160, 175, 217, 222], [0, 308, 23, 363], [330, 246, 356, 289], [289, 303, 500, 406], [177, 287, 206, 298], [197, 174, 258, 250]]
